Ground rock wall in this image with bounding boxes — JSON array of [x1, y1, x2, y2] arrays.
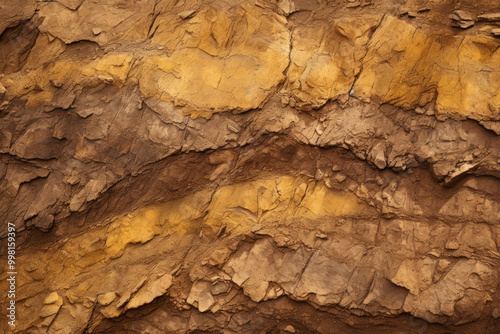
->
[[0, 0, 499, 333]]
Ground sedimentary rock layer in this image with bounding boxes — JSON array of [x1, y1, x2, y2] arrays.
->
[[0, 0, 499, 333]]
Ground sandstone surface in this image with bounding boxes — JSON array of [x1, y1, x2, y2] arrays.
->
[[0, 0, 499, 333]]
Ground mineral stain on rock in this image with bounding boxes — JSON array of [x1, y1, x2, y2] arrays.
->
[[0, 0, 500, 333]]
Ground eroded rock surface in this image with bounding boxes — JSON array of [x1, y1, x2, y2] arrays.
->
[[0, 0, 499, 333]]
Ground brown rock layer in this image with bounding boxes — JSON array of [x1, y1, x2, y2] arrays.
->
[[0, 0, 499, 333]]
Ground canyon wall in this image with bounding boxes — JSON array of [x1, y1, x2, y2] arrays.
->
[[0, 0, 499, 333]]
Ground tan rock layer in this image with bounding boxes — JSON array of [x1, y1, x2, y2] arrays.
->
[[1, 170, 499, 332], [1, 1, 500, 333], [0, 1, 499, 119]]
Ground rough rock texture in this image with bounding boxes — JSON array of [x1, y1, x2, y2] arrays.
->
[[0, 0, 500, 333]]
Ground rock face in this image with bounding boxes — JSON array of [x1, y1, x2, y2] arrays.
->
[[0, 0, 499, 333]]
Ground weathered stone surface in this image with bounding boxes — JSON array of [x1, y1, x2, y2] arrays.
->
[[1, 3, 498, 121], [143, 3, 291, 115], [97, 292, 117, 306], [1, 0, 500, 333], [450, 10, 476, 29], [126, 273, 173, 310], [285, 15, 380, 109], [353, 15, 500, 121], [478, 12, 500, 22], [37, 0, 157, 45], [0, 0, 36, 34]]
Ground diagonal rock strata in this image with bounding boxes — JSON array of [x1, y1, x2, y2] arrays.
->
[[0, 0, 500, 333]]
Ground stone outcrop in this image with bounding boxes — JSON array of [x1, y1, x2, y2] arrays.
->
[[450, 10, 476, 29], [0, 0, 499, 333]]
